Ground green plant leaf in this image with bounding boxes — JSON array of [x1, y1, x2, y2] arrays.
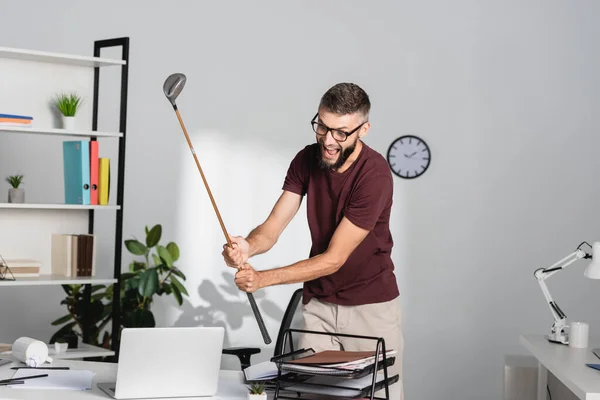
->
[[125, 239, 148, 256], [146, 224, 162, 248], [171, 283, 183, 306], [157, 245, 173, 267], [170, 275, 188, 296], [61, 285, 73, 295], [171, 267, 186, 280], [53, 92, 83, 116], [152, 254, 161, 267], [133, 309, 155, 327], [166, 242, 180, 261], [138, 268, 158, 299], [91, 285, 105, 293], [161, 282, 172, 294], [129, 261, 146, 273], [125, 276, 140, 291], [51, 314, 73, 326], [92, 292, 106, 301], [120, 272, 135, 281]]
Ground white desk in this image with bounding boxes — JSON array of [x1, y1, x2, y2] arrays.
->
[[0, 359, 398, 400], [0, 359, 249, 400], [520, 334, 600, 400]]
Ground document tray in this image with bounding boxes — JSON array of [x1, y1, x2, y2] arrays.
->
[[270, 328, 398, 400]]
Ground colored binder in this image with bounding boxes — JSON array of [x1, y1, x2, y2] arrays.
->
[[98, 158, 110, 205], [89, 141, 99, 205], [62, 140, 90, 205]]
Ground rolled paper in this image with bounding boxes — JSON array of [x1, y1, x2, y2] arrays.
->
[[12, 337, 53, 367]]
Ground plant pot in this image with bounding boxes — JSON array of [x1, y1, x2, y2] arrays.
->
[[62, 115, 76, 131], [8, 188, 24, 203], [248, 394, 267, 400]]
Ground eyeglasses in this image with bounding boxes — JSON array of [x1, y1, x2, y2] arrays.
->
[[310, 113, 368, 143]]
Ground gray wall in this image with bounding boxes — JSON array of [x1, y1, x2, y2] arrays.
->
[[1, 1, 600, 399]]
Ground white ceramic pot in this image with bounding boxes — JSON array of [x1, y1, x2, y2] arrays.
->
[[8, 188, 24, 203], [248, 393, 267, 400], [62, 115, 76, 131]]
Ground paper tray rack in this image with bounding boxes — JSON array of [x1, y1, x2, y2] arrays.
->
[[270, 328, 399, 400]]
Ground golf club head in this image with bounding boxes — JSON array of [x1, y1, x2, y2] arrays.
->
[[163, 73, 187, 107]]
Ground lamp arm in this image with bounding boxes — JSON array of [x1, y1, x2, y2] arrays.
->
[[534, 248, 588, 344]]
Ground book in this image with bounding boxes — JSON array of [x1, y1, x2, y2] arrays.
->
[[63, 141, 91, 205], [0, 113, 33, 120], [51, 234, 96, 277], [2, 259, 41, 278], [0, 114, 33, 127], [98, 158, 110, 205]]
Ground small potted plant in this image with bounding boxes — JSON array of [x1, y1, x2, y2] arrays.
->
[[5, 174, 24, 203], [54, 92, 83, 131], [248, 383, 266, 400]]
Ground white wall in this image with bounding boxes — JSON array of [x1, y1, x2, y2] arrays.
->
[[1, 1, 600, 399]]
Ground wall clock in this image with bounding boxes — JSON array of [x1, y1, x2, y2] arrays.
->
[[387, 135, 431, 179]]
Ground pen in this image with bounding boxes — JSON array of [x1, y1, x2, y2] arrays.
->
[[0, 381, 24, 386], [11, 367, 70, 370], [0, 373, 48, 384]]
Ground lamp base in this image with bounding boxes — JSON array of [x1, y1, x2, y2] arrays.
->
[[547, 333, 569, 345]]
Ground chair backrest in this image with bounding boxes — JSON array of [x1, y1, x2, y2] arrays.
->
[[273, 287, 304, 357]]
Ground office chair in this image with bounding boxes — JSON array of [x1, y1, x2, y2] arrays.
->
[[223, 288, 304, 370]]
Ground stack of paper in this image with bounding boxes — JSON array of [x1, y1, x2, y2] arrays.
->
[[283, 349, 396, 373], [282, 372, 393, 397]]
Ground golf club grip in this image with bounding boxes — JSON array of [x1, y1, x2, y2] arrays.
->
[[247, 291, 271, 344]]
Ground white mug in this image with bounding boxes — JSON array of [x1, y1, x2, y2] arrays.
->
[[569, 322, 589, 349]]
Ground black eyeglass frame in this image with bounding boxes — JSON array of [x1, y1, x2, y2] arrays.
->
[[310, 113, 368, 143]]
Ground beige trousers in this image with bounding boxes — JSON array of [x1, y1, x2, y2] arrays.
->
[[298, 296, 404, 399]]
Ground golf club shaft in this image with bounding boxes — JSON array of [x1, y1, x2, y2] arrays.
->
[[172, 105, 272, 345], [174, 108, 231, 247]]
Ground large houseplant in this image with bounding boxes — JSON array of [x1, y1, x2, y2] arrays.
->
[[50, 224, 188, 349]]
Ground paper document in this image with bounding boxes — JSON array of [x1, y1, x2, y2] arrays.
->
[[282, 372, 395, 397], [280, 349, 396, 374], [8, 369, 94, 390], [287, 349, 396, 366], [244, 361, 288, 381]]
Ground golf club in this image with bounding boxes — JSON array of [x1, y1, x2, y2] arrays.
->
[[163, 73, 272, 345]]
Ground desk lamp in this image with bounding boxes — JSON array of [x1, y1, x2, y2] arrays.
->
[[534, 241, 600, 344]]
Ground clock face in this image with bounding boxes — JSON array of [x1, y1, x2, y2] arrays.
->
[[387, 135, 431, 179]]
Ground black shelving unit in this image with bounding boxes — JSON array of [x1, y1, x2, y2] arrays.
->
[[83, 36, 130, 359]]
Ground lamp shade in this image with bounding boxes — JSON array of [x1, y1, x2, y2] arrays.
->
[[584, 241, 600, 279]]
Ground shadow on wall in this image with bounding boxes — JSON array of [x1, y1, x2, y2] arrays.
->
[[173, 271, 284, 346]]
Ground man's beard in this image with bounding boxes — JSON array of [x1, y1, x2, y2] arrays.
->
[[316, 139, 356, 171]]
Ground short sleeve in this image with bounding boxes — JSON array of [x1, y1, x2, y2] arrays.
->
[[344, 173, 392, 230], [282, 146, 311, 196]]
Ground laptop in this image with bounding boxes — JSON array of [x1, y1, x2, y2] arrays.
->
[[98, 326, 224, 399]]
